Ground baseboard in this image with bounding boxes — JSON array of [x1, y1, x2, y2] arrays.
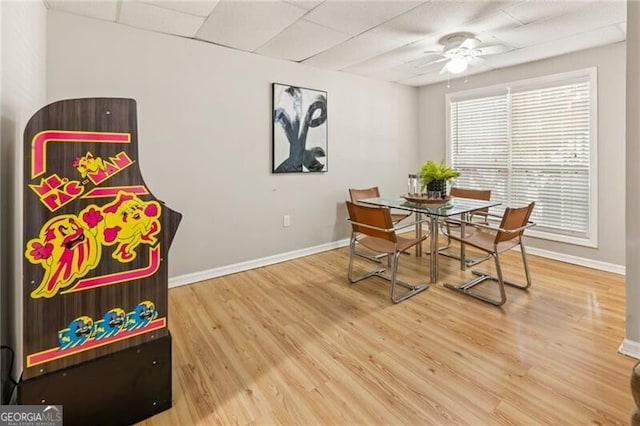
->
[[168, 236, 625, 289], [619, 338, 640, 360], [168, 239, 351, 288], [523, 246, 625, 275]]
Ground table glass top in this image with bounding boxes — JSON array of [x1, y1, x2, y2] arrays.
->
[[359, 196, 500, 217]]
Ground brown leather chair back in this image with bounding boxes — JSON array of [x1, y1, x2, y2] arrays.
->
[[346, 201, 396, 243], [450, 187, 491, 201], [349, 187, 381, 204], [495, 202, 535, 244], [450, 187, 492, 216]]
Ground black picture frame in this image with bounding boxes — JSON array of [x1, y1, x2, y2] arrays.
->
[[272, 83, 328, 173]]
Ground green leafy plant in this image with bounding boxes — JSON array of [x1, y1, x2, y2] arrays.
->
[[419, 160, 460, 187]]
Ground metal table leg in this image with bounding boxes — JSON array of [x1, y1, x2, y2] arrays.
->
[[460, 212, 467, 271], [415, 212, 422, 257], [430, 215, 438, 284]]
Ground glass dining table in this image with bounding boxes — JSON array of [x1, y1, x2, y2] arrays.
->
[[359, 196, 501, 284]]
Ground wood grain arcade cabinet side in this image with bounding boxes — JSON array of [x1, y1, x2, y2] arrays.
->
[[18, 98, 181, 426]]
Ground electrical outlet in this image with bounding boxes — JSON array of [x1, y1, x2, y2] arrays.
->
[[283, 215, 290, 227]]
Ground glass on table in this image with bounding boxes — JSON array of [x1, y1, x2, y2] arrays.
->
[[407, 174, 420, 196]]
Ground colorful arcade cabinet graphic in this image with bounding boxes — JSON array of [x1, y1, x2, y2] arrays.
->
[[22, 98, 181, 381]]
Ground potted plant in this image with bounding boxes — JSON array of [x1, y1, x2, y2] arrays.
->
[[419, 160, 460, 198]]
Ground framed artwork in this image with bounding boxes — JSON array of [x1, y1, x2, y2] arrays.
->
[[272, 83, 328, 173]]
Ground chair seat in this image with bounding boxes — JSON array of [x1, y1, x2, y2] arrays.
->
[[358, 233, 426, 255], [455, 228, 521, 254]]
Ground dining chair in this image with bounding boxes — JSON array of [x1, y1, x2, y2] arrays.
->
[[439, 187, 492, 266], [349, 187, 411, 223], [349, 187, 412, 263], [346, 201, 429, 303], [444, 202, 535, 306]]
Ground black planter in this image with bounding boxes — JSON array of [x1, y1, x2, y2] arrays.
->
[[426, 180, 447, 199]]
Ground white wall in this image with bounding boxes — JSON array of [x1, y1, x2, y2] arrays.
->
[[46, 11, 419, 280], [418, 43, 626, 268], [0, 0, 47, 397]]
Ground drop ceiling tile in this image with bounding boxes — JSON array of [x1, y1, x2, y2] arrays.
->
[[492, 1, 627, 48], [342, 55, 405, 77], [332, 36, 444, 79], [370, 1, 513, 44], [45, 0, 118, 21], [463, 9, 522, 36], [284, 0, 323, 11], [487, 25, 626, 69], [404, 55, 448, 72], [302, 33, 405, 70], [364, 65, 420, 83], [141, 0, 220, 17], [382, 36, 443, 64], [501, 1, 587, 25], [197, 1, 307, 51], [304, 1, 423, 36], [397, 73, 443, 87], [255, 19, 351, 61], [120, 1, 206, 37]]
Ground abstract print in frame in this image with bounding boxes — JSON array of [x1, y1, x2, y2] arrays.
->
[[272, 83, 328, 173]]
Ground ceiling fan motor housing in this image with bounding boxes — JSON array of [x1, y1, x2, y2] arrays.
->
[[441, 32, 478, 53]]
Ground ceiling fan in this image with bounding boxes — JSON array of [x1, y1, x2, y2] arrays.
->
[[420, 32, 509, 75]]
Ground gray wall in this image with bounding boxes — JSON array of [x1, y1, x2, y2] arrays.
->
[[46, 11, 420, 280], [0, 0, 47, 397], [418, 43, 626, 268]]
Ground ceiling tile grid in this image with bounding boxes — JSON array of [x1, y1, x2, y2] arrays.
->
[[302, 32, 405, 70], [140, 0, 220, 17], [255, 19, 352, 61], [303, 0, 423, 36], [196, 0, 308, 51], [119, 1, 206, 37], [45, 0, 628, 87], [44, 0, 119, 21]]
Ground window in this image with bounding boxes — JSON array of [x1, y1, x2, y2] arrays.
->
[[446, 68, 597, 247]]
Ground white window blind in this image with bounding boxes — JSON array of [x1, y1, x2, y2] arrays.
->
[[448, 70, 596, 246], [450, 95, 509, 211]]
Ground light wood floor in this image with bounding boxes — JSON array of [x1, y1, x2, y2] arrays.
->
[[140, 241, 637, 425]]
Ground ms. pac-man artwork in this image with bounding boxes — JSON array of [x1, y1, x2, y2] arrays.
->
[[22, 98, 181, 379]]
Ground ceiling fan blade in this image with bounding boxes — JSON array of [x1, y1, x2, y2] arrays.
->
[[473, 45, 509, 56], [460, 37, 480, 50], [418, 56, 448, 68], [439, 63, 449, 75]]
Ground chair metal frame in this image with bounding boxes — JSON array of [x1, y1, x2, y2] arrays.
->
[[438, 187, 492, 267], [348, 187, 412, 264], [443, 202, 535, 306], [346, 201, 429, 303]]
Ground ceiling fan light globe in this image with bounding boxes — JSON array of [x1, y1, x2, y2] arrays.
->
[[446, 57, 468, 74]]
